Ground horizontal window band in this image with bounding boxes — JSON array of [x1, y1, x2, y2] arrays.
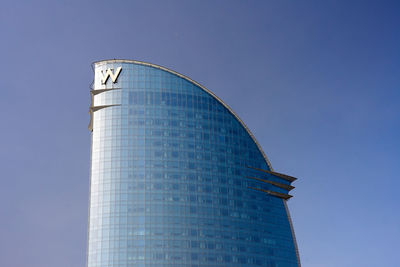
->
[[245, 176, 295, 191], [248, 187, 293, 200], [88, 104, 121, 131], [247, 166, 298, 182]]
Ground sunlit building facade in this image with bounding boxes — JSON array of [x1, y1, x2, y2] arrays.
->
[[87, 59, 300, 267]]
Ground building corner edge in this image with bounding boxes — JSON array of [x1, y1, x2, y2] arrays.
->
[[283, 199, 301, 267]]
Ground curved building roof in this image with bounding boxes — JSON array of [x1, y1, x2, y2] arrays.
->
[[93, 59, 274, 171]]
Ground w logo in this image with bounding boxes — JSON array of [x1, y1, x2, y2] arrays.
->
[[101, 67, 122, 84]]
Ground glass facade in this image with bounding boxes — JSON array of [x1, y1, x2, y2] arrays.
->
[[87, 60, 300, 267]]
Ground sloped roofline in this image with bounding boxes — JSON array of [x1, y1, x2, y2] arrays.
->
[[93, 59, 274, 171]]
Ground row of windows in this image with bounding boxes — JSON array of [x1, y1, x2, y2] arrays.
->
[[124, 107, 241, 124], [95, 90, 237, 117], [92, 126, 256, 149], [88, 208, 287, 225], [89, 194, 273, 208], [92, 145, 259, 160], [89, 229, 278, 243], [128, 91, 228, 112], [89, 185, 279, 198], [88, 221, 291, 240], [91, 182, 265, 195], [91, 170, 266, 182], [89, 240, 277, 254], [95, 111, 248, 134], [97, 155, 245, 171], [89, 205, 272, 217], [95, 108, 247, 133], [91, 163, 257, 177], [92, 132, 260, 156], [88, 192, 280, 208], [88, 251, 279, 267], [88, 183, 286, 202], [88, 220, 290, 236], [93, 149, 257, 165], [88, 212, 274, 224], [88, 230, 286, 245], [89, 186, 277, 199], [89, 169, 288, 187], [94, 107, 240, 126], [94, 131, 254, 149]]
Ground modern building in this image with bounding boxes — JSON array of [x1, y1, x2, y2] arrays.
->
[[87, 59, 300, 267]]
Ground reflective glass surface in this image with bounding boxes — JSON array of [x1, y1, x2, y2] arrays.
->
[[87, 62, 299, 267]]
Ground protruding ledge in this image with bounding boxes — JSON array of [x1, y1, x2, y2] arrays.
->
[[89, 104, 120, 113], [246, 176, 295, 191], [249, 187, 293, 200], [91, 87, 121, 96], [247, 166, 298, 182]]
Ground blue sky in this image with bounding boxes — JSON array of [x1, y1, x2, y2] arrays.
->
[[1, 1, 399, 266]]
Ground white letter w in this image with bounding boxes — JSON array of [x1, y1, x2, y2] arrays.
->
[[101, 67, 122, 84]]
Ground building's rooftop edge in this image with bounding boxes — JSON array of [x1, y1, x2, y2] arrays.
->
[[92, 59, 274, 171]]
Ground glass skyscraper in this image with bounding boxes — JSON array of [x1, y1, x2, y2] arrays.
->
[[87, 59, 300, 267]]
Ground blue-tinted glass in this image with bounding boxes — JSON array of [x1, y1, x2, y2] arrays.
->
[[88, 61, 299, 267]]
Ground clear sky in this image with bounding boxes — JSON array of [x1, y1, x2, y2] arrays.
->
[[1, 1, 399, 266]]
